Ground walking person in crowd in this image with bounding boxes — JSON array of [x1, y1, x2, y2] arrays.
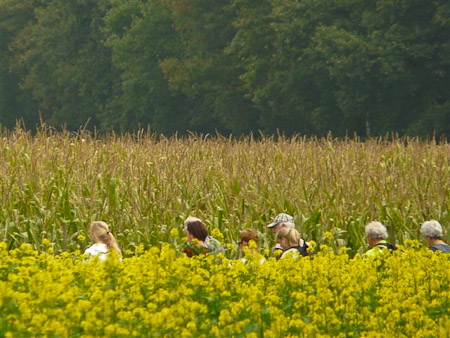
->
[[205, 232, 225, 254], [364, 221, 395, 257], [84, 221, 122, 261], [267, 213, 296, 252], [421, 220, 450, 253], [183, 216, 211, 257], [267, 213, 295, 235], [239, 229, 259, 251], [276, 227, 307, 259], [238, 229, 265, 264], [267, 213, 309, 255]]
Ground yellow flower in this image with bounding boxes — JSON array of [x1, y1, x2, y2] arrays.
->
[[211, 228, 224, 242], [170, 228, 179, 237], [2, 241, 449, 337], [324, 231, 333, 242]]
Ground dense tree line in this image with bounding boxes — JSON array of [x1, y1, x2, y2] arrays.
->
[[1, 0, 449, 137]]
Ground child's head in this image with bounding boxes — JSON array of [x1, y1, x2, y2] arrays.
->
[[239, 229, 259, 248], [89, 221, 122, 256], [276, 227, 300, 250]]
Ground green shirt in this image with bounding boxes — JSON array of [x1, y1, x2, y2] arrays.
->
[[364, 240, 392, 258]]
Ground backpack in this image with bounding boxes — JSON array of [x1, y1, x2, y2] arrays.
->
[[375, 242, 396, 253], [297, 240, 309, 257]]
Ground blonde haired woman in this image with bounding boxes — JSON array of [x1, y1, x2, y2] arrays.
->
[[84, 221, 122, 261], [276, 227, 303, 259]]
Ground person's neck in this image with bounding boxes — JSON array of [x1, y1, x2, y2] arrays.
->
[[429, 239, 445, 246], [369, 239, 385, 248]]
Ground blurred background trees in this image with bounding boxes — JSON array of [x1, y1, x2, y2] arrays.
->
[[1, 0, 449, 137]]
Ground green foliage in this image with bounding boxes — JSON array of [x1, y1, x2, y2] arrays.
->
[[102, 0, 190, 134], [0, 0, 448, 137], [9, 0, 116, 130], [0, 131, 448, 256], [0, 0, 41, 129]]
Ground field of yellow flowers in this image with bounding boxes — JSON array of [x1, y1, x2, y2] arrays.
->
[[1, 130, 449, 336], [1, 241, 449, 337]]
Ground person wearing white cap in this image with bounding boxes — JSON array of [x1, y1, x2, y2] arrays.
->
[[267, 213, 309, 255], [267, 213, 295, 234]]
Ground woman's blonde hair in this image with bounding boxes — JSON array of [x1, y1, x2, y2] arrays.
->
[[89, 221, 122, 256], [276, 227, 301, 248]]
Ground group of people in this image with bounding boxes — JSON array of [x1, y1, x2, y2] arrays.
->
[[83, 214, 450, 262], [365, 219, 450, 256]]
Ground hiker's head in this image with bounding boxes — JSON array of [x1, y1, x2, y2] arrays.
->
[[89, 221, 111, 244], [239, 229, 258, 249], [184, 216, 208, 243], [276, 227, 300, 250], [421, 220, 443, 241], [267, 213, 294, 234], [365, 221, 388, 247], [89, 221, 121, 256]]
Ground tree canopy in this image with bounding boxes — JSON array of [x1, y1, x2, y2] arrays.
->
[[1, 0, 449, 137]]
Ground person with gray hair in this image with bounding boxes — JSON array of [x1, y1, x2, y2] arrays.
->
[[364, 221, 395, 257], [420, 220, 450, 253]]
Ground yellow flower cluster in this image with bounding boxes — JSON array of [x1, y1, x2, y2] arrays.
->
[[1, 242, 449, 337]]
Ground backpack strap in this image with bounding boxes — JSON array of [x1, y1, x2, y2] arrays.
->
[[375, 242, 396, 252], [297, 240, 309, 257]]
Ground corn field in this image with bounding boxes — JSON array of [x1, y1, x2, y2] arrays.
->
[[0, 129, 449, 256]]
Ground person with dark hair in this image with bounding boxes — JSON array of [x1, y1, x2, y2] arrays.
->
[[182, 216, 210, 257]]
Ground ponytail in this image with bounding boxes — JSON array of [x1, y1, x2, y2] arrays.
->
[[89, 221, 122, 257], [105, 232, 122, 257]]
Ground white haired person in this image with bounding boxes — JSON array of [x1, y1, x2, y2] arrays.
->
[[364, 221, 395, 257], [420, 220, 450, 253], [84, 221, 122, 261]]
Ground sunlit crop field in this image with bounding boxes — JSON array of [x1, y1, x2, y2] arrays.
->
[[1, 130, 450, 336], [1, 243, 450, 337], [0, 130, 448, 254]]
